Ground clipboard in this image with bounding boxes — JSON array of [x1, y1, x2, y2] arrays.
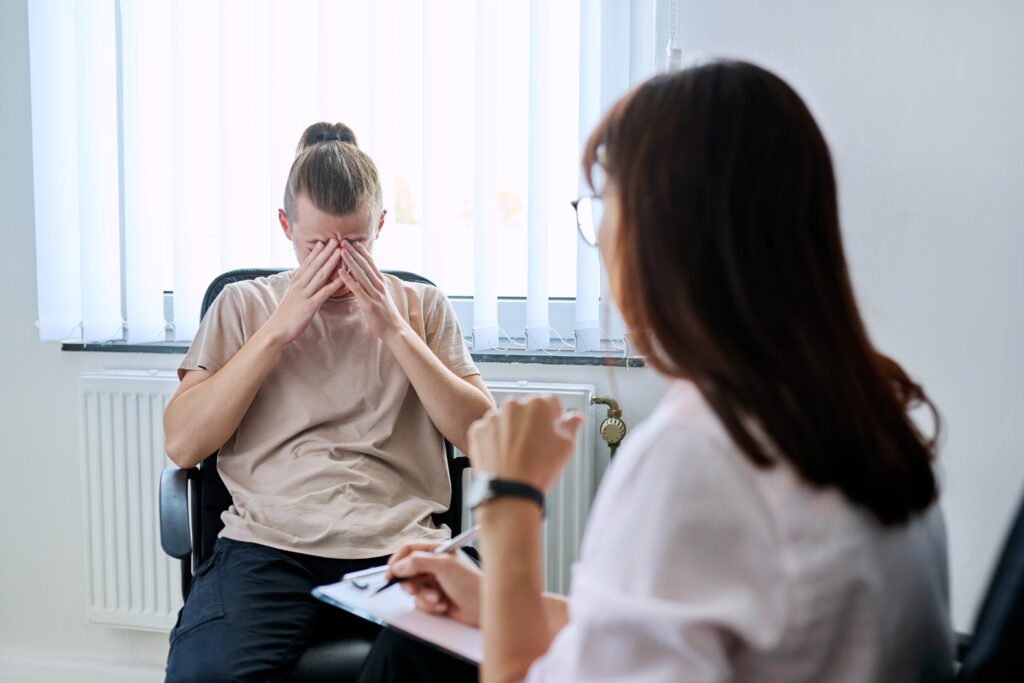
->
[[312, 577, 483, 664]]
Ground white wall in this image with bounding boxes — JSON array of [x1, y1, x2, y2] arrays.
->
[[0, 4, 667, 677], [675, 0, 1024, 630]]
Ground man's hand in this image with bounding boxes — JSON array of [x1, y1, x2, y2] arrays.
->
[[265, 239, 344, 344], [338, 240, 406, 340], [386, 542, 483, 627]]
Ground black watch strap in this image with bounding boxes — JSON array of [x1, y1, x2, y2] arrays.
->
[[478, 478, 546, 515]]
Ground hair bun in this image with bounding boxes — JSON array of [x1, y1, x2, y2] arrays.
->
[[296, 122, 358, 154]]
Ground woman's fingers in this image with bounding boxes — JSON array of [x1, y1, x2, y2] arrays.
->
[[414, 592, 449, 614], [386, 543, 441, 579]]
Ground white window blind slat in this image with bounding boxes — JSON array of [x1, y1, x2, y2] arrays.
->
[[574, 0, 603, 352], [268, 0, 321, 269], [420, 0, 449, 288], [218, 0, 275, 273], [75, 0, 123, 343], [28, 0, 83, 342], [121, 0, 174, 343], [525, 0, 552, 351], [471, 0, 501, 351], [170, 0, 222, 339]]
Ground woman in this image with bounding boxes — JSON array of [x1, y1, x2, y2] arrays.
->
[[358, 60, 954, 682]]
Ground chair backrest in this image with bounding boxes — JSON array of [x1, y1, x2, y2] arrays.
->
[[957, 492, 1024, 681], [188, 268, 466, 577]]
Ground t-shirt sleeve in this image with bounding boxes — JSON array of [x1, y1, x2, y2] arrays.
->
[[178, 285, 248, 380], [422, 287, 479, 378]]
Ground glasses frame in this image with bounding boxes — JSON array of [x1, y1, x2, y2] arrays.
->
[[571, 194, 603, 247]]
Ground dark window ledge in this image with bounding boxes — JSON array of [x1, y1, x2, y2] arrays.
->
[[61, 341, 645, 368]]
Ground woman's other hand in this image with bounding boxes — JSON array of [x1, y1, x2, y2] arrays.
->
[[386, 543, 483, 627], [468, 396, 584, 492]]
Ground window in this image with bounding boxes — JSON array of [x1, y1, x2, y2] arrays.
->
[[29, 0, 667, 351]]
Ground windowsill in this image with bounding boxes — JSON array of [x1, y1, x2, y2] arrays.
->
[[60, 341, 646, 367]]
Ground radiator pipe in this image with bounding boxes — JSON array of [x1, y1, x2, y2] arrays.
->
[[591, 397, 627, 457]]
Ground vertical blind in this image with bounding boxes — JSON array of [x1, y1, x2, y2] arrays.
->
[[28, 0, 660, 350]]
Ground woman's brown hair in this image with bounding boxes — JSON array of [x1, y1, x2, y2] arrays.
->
[[584, 60, 939, 525], [283, 121, 383, 221]]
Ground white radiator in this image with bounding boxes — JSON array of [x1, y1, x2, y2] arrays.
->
[[79, 372, 603, 632], [460, 381, 603, 595], [80, 370, 182, 631]]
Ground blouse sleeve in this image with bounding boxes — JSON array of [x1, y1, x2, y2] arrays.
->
[[525, 427, 789, 683]]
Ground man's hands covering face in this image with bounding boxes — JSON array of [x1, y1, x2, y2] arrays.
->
[[266, 238, 345, 344], [338, 240, 405, 341]]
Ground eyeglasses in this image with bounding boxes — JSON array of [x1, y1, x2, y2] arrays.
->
[[571, 195, 604, 247]]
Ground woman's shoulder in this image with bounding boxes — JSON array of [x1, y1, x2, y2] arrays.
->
[[583, 380, 782, 571], [601, 381, 763, 502]]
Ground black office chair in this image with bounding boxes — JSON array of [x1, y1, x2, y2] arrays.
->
[[955, 490, 1024, 681], [159, 268, 471, 683]]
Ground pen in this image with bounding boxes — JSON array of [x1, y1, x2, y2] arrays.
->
[[370, 524, 480, 595]]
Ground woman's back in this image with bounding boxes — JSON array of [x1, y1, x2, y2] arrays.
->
[[527, 381, 954, 683]]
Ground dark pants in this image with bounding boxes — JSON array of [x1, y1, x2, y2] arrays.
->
[[357, 629, 479, 683], [165, 537, 387, 683]]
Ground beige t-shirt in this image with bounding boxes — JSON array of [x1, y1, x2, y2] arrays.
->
[[179, 271, 479, 558]]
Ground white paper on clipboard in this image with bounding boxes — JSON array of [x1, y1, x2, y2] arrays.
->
[[312, 578, 483, 664]]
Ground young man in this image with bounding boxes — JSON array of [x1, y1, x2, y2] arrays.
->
[[163, 122, 493, 682]]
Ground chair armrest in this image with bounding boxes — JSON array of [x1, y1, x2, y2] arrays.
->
[[160, 466, 194, 559]]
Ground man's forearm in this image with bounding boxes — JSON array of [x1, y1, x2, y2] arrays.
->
[[384, 323, 493, 454], [164, 325, 287, 468]]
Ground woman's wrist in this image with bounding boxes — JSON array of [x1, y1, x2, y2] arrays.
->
[[476, 496, 545, 528]]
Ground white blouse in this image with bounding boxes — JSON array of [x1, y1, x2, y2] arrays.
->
[[526, 381, 954, 683]]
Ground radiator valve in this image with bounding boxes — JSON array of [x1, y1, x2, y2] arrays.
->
[[592, 397, 627, 457]]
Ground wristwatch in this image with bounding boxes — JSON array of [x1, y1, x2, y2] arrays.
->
[[468, 475, 545, 516]]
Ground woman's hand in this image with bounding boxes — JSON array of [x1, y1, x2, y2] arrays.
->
[[338, 240, 406, 340], [386, 543, 483, 627], [468, 396, 584, 492], [265, 239, 344, 344]]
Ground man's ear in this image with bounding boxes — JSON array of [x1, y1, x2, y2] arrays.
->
[[278, 209, 292, 240], [376, 209, 386, 238]]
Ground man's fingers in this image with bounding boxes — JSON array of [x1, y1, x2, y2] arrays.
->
[[311, 277, 344, 306], [308, 248, 342, 291], [340, 246, 381, 295], [295, 239, 337, 286], [337, 266, 370, 300], [352, 241, 385, 280], [342, 243, 385, 293]]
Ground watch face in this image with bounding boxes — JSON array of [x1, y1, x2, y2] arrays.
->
[[467, 475, 493, 509]]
